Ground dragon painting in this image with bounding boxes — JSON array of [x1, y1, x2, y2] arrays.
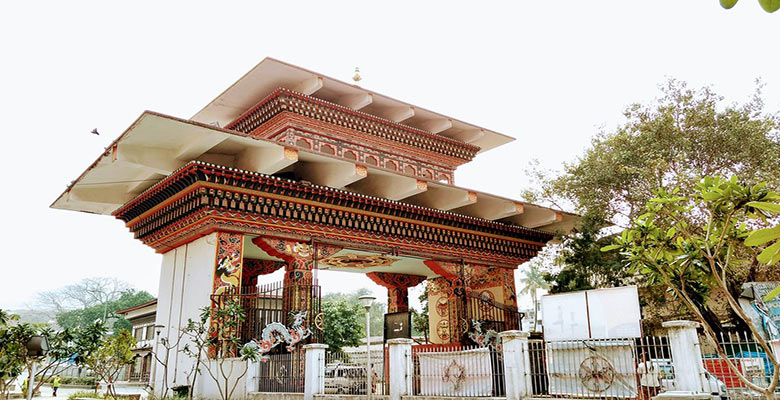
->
[[468, 320, 501, 354], [243, 311, 312, 361]]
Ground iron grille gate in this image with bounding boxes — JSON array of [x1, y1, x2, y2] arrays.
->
[[239, 281, 323, 345], [213, 281, 322, 393]]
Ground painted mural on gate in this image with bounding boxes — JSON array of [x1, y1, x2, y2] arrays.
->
[[212, 232, 244, 295], [244, 310, 312, 362], [209, 231, 245, 357], [740, 281, 780, 341], [424, 260, 518, 343]]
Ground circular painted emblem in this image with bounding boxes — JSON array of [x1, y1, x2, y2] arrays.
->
[[436, 297, 449, 317], [436, 319, 450, 342], [314, 313, 324, 331], [578, 356, 615, 392]]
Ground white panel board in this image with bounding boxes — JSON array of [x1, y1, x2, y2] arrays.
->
[[541, 291, 589, 341], [541, 286, 641, 340], [587, 286, 642, 339]]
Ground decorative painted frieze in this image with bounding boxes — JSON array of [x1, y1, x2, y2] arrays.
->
[[113, 162, 552, 264], [225, 88, 479, 168]]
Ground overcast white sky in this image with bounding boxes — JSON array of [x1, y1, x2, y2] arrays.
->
[[1, 1, 778, 312]]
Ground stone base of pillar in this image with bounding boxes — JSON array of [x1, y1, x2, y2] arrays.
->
[[303, 343, 328, 400]]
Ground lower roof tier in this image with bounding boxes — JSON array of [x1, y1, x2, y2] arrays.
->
[[114, 161, 553, 264]]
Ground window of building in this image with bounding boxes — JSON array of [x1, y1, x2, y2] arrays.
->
[[145, 325, 155, 341]]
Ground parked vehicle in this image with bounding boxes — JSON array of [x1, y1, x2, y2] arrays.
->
[[324, 362, 368, 395], [653, 359, 728, 400]]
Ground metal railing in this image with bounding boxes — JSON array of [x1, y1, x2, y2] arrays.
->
[[465, 291, 523, 334], [321, 349, 387, 395], [257, 350, 306, 393], [411, 344, 505, 397], [527, 336, 672, 399], [701, 331, 775, 397], [210, 282, 323, 351]]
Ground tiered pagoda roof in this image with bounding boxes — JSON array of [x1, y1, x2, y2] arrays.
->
[[51, 58, 577, 252]]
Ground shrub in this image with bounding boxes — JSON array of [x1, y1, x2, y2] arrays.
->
[[67, 391, 102, 399], [41, 376, 98, 386]]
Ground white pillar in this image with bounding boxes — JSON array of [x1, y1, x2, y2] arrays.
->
[[245, 359, 259, 394], [662, 320, 705, 392], [499, 330, 531, 400], [303, 343, 328, 400], [387, 338, 413, 400]]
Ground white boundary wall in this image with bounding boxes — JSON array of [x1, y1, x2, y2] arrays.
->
[[152, 233, 222, 398]]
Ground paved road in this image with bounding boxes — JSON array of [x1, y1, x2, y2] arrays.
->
[[27, 385, 147, 399]]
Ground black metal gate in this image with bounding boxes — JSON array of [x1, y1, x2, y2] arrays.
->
[[464, 291, 523, 339], [241, 281, 322, 393]]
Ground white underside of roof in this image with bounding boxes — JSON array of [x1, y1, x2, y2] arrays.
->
[[190, 58, 514, 154], [51, 112, 576, 234]]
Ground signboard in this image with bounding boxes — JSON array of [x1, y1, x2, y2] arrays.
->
[[384, 311, 411, 341], [541, 286, 642, 341]]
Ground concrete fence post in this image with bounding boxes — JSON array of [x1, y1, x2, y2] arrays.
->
[[662, 320, 705, 392], [387, 338, 414, 400], [245, 359, 259, 394], [499, 330, 531, 400], [303, 343, 328, 400]]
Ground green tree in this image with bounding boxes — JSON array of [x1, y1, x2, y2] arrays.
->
[[0, 311, 106, 400], [544, 213, 631, 294], [412, 282, 429, 343], [0, 310, 29, 400], [321, 298, 363, 352], [527, 79, 780, 227], [182, 300, 261, 400], [526, 79, 780, 322], [56, 290, 154, 333], [84, 330, 136, 399], [322, 289, 385, 340], [519, 264, 551, 332], [720, 0, 780, 12], [604, 176, 780, 397]]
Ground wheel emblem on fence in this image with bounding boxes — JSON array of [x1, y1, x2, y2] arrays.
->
[[442, 360, 467, 391], [314, 312, 324, 330], [578, 356, 615, 392]]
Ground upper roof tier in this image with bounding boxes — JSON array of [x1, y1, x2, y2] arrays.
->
[[192, 58, 514, 155], [51, 58, 577, 237]]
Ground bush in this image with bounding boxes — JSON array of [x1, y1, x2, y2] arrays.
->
[[41, 376, 98, 386], [67, 391, 102, 400], [66, 392, 140, 400]]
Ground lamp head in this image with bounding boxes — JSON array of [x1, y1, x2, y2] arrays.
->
[[26, 335, 49, 358], [358, 295, 376, 309]]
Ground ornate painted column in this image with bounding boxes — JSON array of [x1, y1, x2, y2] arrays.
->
[[424, 260, 466, 343], [366, 272, 426, 313], [210, 231, 245, 356], [212, 232, 245, 295], [424, 260, 519, 343]]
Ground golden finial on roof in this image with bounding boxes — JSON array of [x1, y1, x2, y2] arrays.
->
[[352, 67, 362, 83]]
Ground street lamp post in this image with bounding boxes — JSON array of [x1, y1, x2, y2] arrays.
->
[[25, 335, 49, 400], [358, 295, 375, 400]]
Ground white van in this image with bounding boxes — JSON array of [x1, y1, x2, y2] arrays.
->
[[324, 362, 368, 395]]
